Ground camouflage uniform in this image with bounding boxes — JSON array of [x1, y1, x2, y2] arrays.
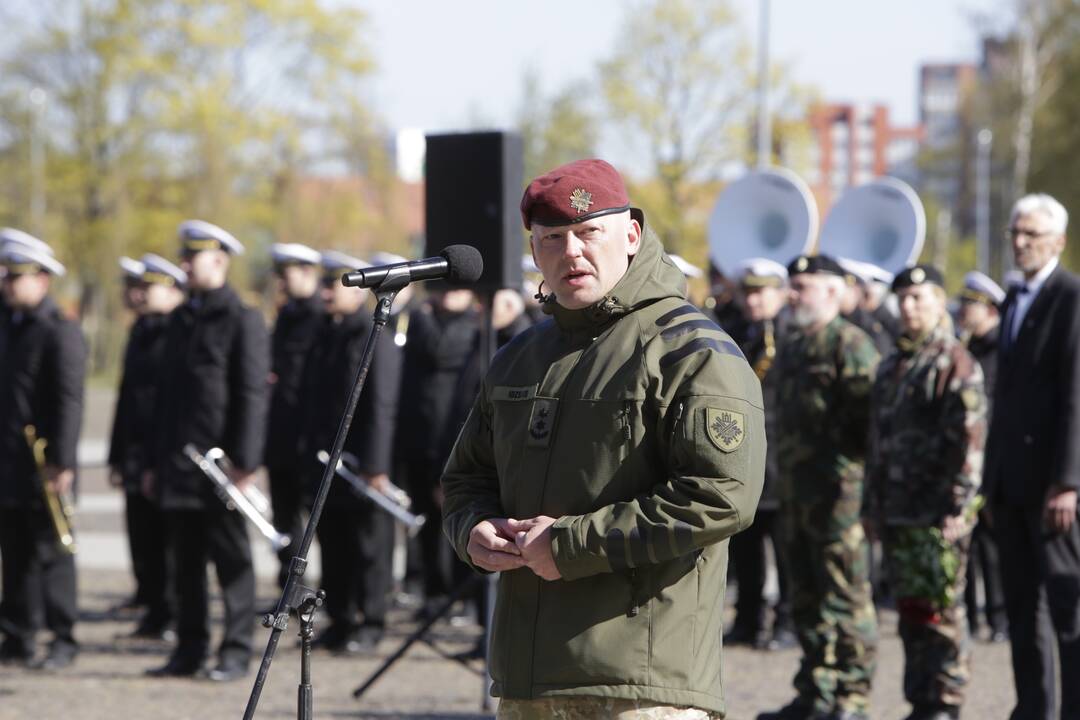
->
[[498, 697, 718, 719], [772, 315, 880, 717], [865, 323, 986, 716]]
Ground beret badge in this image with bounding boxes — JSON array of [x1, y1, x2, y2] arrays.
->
[[569, 188, 594, 214]]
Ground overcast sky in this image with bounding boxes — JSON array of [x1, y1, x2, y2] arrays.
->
[[360, 0, 1008, 148]]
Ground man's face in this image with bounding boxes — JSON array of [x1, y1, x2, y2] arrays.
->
[[321, 275, 367, 315], [180, 248, 228, 290], [123, 280, 146, 312], [958, 299, 996, 334], [898, 284, 945, 336], [1010, 210, 1065, 276], [1, 271, 50, 309], [278, 263, 319, 300], [741, 285, 786, 322], [839, 281, 863, 315], [530, 212, 641, 310], [788, 274, 839, 328], [144, 282, 184, 314]]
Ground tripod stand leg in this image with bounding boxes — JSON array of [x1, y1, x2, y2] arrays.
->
[[353, 574, 480, 699], [481, 572, 497, 711]]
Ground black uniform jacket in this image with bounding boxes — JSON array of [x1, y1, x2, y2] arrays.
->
[[108, 313, 171, 487], [0, 296, 86, 505], [739, 309, 792, 510], [394, 304, 479, 465], [265, 295, 323, 473], [967, 324, 1000, 419], [985, 265, 1080, 505], [154, 285, 270, 510], [298, 308, 401, 501]]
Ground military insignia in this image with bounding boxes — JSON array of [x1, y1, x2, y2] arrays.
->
[[795, 256, 809, 272], [911, 267, 926, 284], [569, 188, 594, 214], [706, 408, 744, 452], [527, 398, 559, 448]]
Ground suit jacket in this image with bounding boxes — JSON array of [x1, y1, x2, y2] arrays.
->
[[984, 264, 1080, 506]]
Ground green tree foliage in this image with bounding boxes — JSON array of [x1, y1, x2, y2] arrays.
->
[[515, 69, 600, 185], [598, 0, 753, 255], [0, 0, 393, 376]]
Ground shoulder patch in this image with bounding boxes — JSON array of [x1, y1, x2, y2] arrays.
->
[[706, 408, 745, 452]]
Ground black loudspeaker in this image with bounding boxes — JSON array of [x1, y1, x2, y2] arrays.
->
[[425, 131, 524, 291]]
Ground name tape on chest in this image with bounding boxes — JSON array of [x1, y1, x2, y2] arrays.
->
[[492, 385, 538, 402]]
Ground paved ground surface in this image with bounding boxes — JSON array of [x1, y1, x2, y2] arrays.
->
[[0, 388, 1019, 719]]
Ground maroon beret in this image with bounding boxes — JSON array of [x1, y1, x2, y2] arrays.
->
[[520, 158, 632, 230]]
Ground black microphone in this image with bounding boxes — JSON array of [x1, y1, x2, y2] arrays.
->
[[341, 245, 483, 289]]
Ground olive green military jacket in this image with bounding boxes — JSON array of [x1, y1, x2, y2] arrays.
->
[[442, 226, 765, 714]]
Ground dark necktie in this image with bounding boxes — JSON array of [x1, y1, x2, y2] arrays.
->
[[1004, 285, 1030, 353]]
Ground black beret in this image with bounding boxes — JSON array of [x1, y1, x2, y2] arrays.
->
[[787, 253, 846, 278], [892, 264, 944, 292]]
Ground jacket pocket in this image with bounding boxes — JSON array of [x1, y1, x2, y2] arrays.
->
[[532, 571, 650, 686]]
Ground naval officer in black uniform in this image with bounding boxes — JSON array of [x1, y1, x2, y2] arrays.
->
[[148, 220, 269, 681], [0, 236, 86, 670], [265, 242, 324, 589], [108, 254, 187, 639]]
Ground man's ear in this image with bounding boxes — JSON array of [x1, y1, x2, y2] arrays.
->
[[626, 218, 642, 257]]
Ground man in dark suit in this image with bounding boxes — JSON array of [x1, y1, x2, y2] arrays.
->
[[984, 193, 1080, 720]]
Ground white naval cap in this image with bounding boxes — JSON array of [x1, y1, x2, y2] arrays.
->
[[271, 242, 321, 266], [140, 253, 188, 287], [178, 219, 244, 255], [369, 251, 408, 267], [522, 254, 540, 275], [960, 270, 1005, 305], [837, 257, 894, 287], [320, 250, 369, 275], [1003, 269, 1025, 290], [119, 256, 145, 280], [0, 240, 65, 276], [668, 253, 704, 278], [735, 257, 788, 287], [1, 228, 54, 256]]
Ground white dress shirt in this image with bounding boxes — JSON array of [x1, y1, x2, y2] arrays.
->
[[1009, 256, 1059, 342]]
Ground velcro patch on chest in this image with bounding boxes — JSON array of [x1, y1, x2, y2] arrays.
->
[[706, 408, 745, 452], [526, 398, 559, 448]]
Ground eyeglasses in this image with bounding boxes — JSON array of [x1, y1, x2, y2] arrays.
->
[[1005, 227, 1056, 240]]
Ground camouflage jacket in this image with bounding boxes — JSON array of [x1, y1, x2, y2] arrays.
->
[[865, 323, 986, 526], [772, 315, 880, 513], [442, 222, 765, 714]]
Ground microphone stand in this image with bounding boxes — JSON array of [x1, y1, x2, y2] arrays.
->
[[242, 268, 410, 720], [349, 288, 501, 709]]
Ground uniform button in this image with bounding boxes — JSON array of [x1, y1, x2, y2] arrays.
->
[[1024, 435, 1034, 445]]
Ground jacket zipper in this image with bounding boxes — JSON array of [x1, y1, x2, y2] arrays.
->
[[670, 401, 685, 449], [627, 568, 640, 617]]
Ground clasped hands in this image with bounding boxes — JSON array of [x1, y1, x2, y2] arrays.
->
[[467, 516, 562, 581]]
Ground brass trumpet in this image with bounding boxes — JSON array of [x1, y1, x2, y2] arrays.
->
[[316, 450, 426, 536], [183, 444, 291, 552], [24, 425, 76, 555]]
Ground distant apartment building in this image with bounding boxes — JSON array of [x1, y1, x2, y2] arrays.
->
[[918, 63, 978, 220], [806, 102, 924, 212]]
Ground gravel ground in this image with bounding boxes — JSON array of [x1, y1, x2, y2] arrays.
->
[[0, 388, 1019, 720]]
